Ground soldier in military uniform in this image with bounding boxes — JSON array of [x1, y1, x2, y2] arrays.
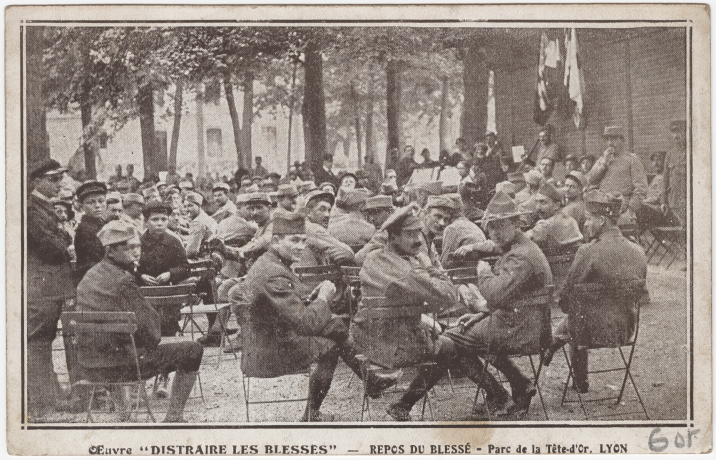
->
[[525, 182, 583, 251], [27, 159, 76, 418], [183, 191, 217, 259], [276, 183, 300, 213], [74, 181, 109, 284], [440, 194, 487, 268], [299, 189, 355, 267], [662, 120, 687, 227], [328, 189, 375, 249], [587, 126, 648, 226], [228, 214, 395, 421], [544, 190, 647, 393], [562, 171, 588, 233], [210, 182, 237, 223], [76, 220, 203, 422]]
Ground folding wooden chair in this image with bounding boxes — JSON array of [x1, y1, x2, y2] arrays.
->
[[559, 280, 649, 420], [294, 265, 349, 316], [61, 312, 156, 423], [341, 266, 362, 317], [354, 297, 439, 422], [644, 226, 685, 269]]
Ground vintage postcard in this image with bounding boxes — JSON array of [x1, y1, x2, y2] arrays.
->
[[6, 4, 711, 455]]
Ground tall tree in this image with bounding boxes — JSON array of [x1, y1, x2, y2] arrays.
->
[[460, 43, 489, 146], [303, 38, 327, 175], [26, 27, 50, 170], [223, 74, 243, 168], [168, 78, 183, 176], [386, 59, 401, 152], [137, 77, 157, 179], [240, 72, 254, 168]]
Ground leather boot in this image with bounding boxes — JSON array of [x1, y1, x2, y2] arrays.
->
[[387, 363, 447, 421], [301, 350, 339, 422], [572, 348, 589, 393], [465, 358, 510, 415], [164, 371, 198, 422], [337, 344, 399, 398]]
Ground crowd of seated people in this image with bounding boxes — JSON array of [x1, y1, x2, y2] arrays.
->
[[26, 120, 684, 422]]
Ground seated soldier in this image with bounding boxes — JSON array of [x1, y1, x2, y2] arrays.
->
[[355, 195, 394, 266], [544, 190, 647, 393], [229, 213, 396, 422], [420, 195, 455, 267], [328, 189, 375, 248], [138, 200, 191, 336], [210, 182, 237, 223], [516, 169, 543, 228], [299, 189, 355, 267], [525, 182, 583, 252], [356, 203, 512, 421], [440, 194, 487, 268], [386, 192, 553, 420], [562, 171, 588, 233], [184, 192, 217, 260], [76, 220, 203, 422]]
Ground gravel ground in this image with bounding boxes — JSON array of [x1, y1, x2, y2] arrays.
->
[[42, 263, 687, 424]]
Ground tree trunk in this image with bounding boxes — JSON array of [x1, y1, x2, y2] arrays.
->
[[439, 75, 449, 153], [168, 78, 184, 176], [351, 82, 362, 168], [302, 40, 327, 176], [137, 79, 156, 180], [196, 86, 206, 180], [386, 59, 401, 152], [26, 26, 50, 173], [460, 44, 489, 147], [223, 73, 242, 169], [286, 61, 298, 172], [365, 93, 375, 161], [240, 72, 253, 169]]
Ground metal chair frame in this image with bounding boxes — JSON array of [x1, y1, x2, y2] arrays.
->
[[61, 312, 156, 423], [559, 280, 649, 420], [643, 226, 686, 269]]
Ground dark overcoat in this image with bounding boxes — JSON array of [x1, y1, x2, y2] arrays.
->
[[138, 230, 190, 282], [74, 213, 106, 284]]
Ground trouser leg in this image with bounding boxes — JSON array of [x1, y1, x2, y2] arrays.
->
[[462, 355, 507, 401], [164, 371, 198, 422], [395, 337, 456, 410], [27, 299, 63, 417], [490, 355, 530, 398], [303, 346, 340, 419], [571, 346, 589, 391]]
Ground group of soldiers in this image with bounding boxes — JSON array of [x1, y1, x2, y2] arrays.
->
[[26, 120, 686, 422]]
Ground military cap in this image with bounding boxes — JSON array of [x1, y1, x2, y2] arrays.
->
[[76, 180, 108, 202], [415, 181, 443, 196], [184, 191, 204, 207], [507, 172, 526, 184], [244, 184, 260, 193], [584, 189, 622, 219], [277, 183, 299, 198], [481, 190, 525, 225], [178, 180, 194, 190], [524, 169, 543, 186], [364, 194, 393, 211], [244, 192, 272, 206], [299, 181, 318, 194], [670, 120, 686, 132], [142, 199, 172, 218], [235, 193, 250, 206], [212, 182, 230, 193], [564, 153, 579, 162], [495, 181, 517, 198], [536, 182, 563, 204], [267, 172, 281, 180], [342, 188, 371, 211], [251, 175, 263, 181], [29, 158, 67, 180], [106, 191, 123, 204], [445, 193, 464, 211], [304, 189, 335, 207], [122, 193, 144, 206], [58, 188, 75, 202], [381, 203, 422, 234], [650, 151, 667, 162], [602, 125, 624, 139], [272, 212, 306, 236], [319, 182, 336, 194], [156, 181, 167, 188], [97, 219, 140, 246], [565, 171, 588, 189], [424, 194, 456, 212], [339, 172, 358, 186], [240, 178, 253, 188]]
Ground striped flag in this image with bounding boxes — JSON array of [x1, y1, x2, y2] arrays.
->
[[534, 31, 562, 126], [564, 28, 586, 128]]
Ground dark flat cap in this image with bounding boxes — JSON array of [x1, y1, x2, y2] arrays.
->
[[142, 199, 172, 218], [76, 180, 108, 202], [29, 159, 67, 180]]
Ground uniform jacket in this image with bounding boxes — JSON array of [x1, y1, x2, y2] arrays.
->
[[447, 231, 553, 355], [355, 229, 388, 266], [236, 248, 344, 378], [587, 151, 648, 213], [297, 221, 355, 267], [328, 213, 375, 248], [76, 258, 161, 369], [27, 192, 75, 302], [138, 230, 190, 283], [559, 226, 647, 348], [562, 199, 587, 233], [526, 211, 583, 251], [211, 200, 237, 223], [663, 146, 687, 226], [185, 209, 217, 259], [74, 213, 107, 284], [353, 244, 458, 368], [440, 216, 487, 267]]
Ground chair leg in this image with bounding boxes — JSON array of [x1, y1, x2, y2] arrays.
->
[[86, 386, 97, 423], [242, 376, 251, 422], [529, 355, 548, 420], [618, 347, 650, 419], [138, 382, 156, 423]]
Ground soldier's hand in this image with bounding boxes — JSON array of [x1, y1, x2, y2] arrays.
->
[[453, 244, 474, 258], [141, 274, 158, 286], [661, 204, 669, 214], [476, 260, 492, 276], [457, 312, 487, 331], [316, 280, 337, 302], [156, 272, 171, 284], [416, 251, 432, 268]]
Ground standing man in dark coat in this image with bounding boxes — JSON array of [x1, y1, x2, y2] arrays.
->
[[73, 180, 108, 284], [662, 120, 687, 227], [544, 190, 647, 393], [396, 145, 418, 187], [26, 159, 75, 418], [229, 213, 395, 421], [76, 220, 203, 422], [314, 154, 339, 189]]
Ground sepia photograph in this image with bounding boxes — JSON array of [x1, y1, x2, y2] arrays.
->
[[5, 4, 711, 455]]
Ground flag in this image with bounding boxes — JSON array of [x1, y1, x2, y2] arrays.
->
[[564, 28, 586, 129], [486, 70, 496, 135], [533, 31, 562, 126]]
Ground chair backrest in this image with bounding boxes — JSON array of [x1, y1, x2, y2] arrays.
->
[[447, 266, 479, 285], [139, 283, 198, 308], [294, 264, 343, 284], [446, 254, 499, 269], [568, 279, 646, 349]]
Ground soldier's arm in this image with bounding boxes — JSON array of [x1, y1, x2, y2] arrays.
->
[[477, 252, 533, 309], [355, 231, 387, 266], [168, 239, 191, 282], [629, 155, 649, 210], [265, 274, 333, 336], [308, 225, 355, 265], [120, 278, 161, 351], [388, 267, 458, 313], [27, 207, 71, 263], [184, 219, 204, 259], [587, 155, 608, 186], [557, 245, 592, 312]]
